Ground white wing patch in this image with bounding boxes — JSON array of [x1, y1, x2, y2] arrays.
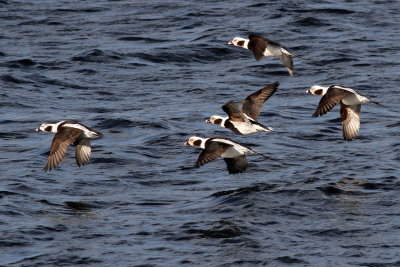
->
[[63, 123, 99, 138], [332, 85, 357, 95], [212, 138, 255, 155], [231, 121, 272, 134], [63, 123, 89, 132], [211, 138, 238, 146]]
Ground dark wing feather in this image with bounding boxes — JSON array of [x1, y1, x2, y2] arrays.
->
[[195, 142, 232, 168], [224, 156, 248, 174], [242, 82, 279, 120], [340, 104, 361, 141], [75, 138, 91, 167], [249, 34, 283, 48], [222, 101, 248, 122], [312, 87, 351, 117], [248, 34, 268, 61], [44, 128, 83, 171], [224, 120, 242, 134]]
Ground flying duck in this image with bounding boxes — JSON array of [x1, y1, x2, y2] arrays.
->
[[36, 120, 103, 171], [307, 85, 388, 141], [206, 82, 278, 135], [185, 136, 265, 174], [228, 34, 294, 75]]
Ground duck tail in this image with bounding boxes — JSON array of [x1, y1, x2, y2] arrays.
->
[[370, 100, 394, 112]]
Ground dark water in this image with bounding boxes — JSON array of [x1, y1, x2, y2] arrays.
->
[[1, 0, 399, 266]]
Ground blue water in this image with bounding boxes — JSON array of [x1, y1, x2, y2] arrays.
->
[[1, 0, 399, 266]]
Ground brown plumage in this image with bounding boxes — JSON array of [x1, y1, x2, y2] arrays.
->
[[313, 87, 351, 117], [74, 138, 91, 167], [44, 128, 83, 171], [222, 101, 248, 122], [248, 34, 293, 75], [340, 104, 361, 141], [248, 34, 269, 61], [195, 141, 232, 168], [242, 82, 278, 120], [223, 156, 248, 174], [37, 120, 103, 171], [206, 82, 277, 135]]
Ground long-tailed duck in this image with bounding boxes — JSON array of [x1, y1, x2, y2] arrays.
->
[[185, 136, 262, 174], [307, 85, 388, 141], [228, 34, 294, 75], [206, 82, 278, 135], [36, 120, 103, 171]]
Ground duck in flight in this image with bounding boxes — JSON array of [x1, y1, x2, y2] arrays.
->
[[36, 120, 103, 171], [185, 136, 264, 174], [206, 82, 278, 135], [307, 85, 389, 141], [228, 34, 294, 75]]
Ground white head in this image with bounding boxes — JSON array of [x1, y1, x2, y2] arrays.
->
[[36, 122, 58, 133], [306, 85, 329, 96], [228, 37, 249, 49], [35, 121, 65, 133], [184, 136, 207, 148], [205, 115, 226, 126]]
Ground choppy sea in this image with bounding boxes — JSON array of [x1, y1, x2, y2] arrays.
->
[[1, 0, 399, 266]]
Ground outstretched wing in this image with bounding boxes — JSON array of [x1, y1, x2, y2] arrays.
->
[[75, 138, 92, 167], [195, 141, 232, 168], [44, 128, 82, 171], [279, 54, 293, 76], [248, 34, 268, 61], [242, 82, 279, 120], [312, 86, 351, 117], [222, 101, 248, 122], [340, 104, 361, 141], [224, 156, 248, 174]]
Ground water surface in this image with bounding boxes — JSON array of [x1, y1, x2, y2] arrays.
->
[[0, 0, 399, 266]]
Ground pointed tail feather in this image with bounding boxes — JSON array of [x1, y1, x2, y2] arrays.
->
[[252, 151, 300, 166], [370, 100, 394, 112]]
